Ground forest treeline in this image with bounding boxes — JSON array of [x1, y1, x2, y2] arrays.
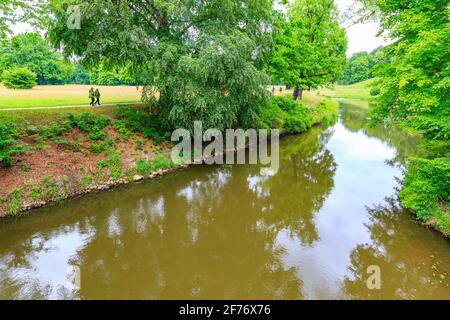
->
[[0, 33, 139, 87]]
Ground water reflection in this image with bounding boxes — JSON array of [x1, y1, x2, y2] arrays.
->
[[339, 102, 420, 166], [344, 198, 450, 299], [0, 102, 448, 299]]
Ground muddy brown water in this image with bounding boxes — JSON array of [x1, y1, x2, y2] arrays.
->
[[0, 102, 448, 299]]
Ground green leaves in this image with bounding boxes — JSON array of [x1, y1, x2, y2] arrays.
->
[[362, 0, 449, 141], [0, 33, 70, 85], [48, 0, 274, 130], [1, 66, 37, 89], [270, 0, 347, 92]]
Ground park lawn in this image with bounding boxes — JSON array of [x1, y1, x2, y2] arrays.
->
[[0, 104, 146, 126], [314, 78, 377, 100], [0, 84, 142, 109]]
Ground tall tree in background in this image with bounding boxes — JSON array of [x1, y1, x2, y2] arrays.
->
[[270, 0, 347, 100], [339, 47, 386, 85], [0, 33, 71, 84], [48, 0, 274, 131], [357, 0, 449, 141]]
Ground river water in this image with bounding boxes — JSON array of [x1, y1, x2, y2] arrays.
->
[[0, 102, 448, 299]]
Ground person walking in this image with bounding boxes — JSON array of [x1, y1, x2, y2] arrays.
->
[[94, 88, 101, 106], [89, 87, 95, 106]]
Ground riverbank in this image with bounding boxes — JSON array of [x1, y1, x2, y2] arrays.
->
[[0, 96, 338, 217]]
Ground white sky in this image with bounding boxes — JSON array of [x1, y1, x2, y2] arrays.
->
[[10, 0, 388, 57], [335, 0, 389, 56]]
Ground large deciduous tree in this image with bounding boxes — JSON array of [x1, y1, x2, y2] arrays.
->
[[356, 0, 449, 142], [0, 33, 71, 85], [270, 0, 347, 100], [48, 0, 274, 131]]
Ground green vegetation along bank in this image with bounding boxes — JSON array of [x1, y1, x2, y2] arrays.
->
[[0, 96, 338, 217]]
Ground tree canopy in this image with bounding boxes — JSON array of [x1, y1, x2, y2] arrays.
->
[[339, 47, 385, 85], [48, 0, 275, 131], [0, 33, 71, 85], [358, 0, 449, 141], [270, 0, 347, 99], [0, 0, 49, 40]]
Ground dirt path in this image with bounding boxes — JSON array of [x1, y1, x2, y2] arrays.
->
[[0, 102, 143, 111]]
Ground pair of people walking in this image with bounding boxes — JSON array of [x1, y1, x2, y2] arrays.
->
[[89, 88, 101, 106]]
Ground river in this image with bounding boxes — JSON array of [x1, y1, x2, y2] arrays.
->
[[0, 101, 448, 299]]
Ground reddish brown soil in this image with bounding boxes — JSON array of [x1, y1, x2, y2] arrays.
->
[[0, 126, 172, 216]]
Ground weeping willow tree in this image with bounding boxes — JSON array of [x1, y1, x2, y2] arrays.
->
[[48, 0, 275, 131]]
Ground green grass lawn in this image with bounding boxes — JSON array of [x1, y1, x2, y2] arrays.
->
[[0, 85, 142, 109], [0, 104, 146, 126], [314, 79, 377, 100]]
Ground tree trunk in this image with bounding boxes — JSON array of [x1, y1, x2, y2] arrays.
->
[[293, 87, 303, 100]]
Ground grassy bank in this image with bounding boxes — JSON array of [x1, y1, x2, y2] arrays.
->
[[0, 85, 142, 109], [261, 94, 337, 135], [0, 95, 337, 217], [0, 106, 178, 216], [400, 157, 450, 236], [315, 79, 376, 100]]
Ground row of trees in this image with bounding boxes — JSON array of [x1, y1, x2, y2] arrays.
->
[[46, 0, 347, 130], [339, 47, 386, 85], [0, 33, 140, 88], [2, 0, 348, 129]]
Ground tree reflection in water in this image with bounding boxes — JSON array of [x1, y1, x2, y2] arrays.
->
[[343, 197, 450, 299]]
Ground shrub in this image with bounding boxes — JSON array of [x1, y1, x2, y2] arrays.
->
[[283, 108, 313, 134], [68, 112, 111, 134], [399, 157, 450, 235], [0, 121, 26, 167], [1, 67, 37, 89], [259, 96, 314, 134], [370, 87, 381, 96], [312, 100, 338, 126], [115, 107, 168, 142], [259, 101, 285, 130], [271, 95, 300, 113]]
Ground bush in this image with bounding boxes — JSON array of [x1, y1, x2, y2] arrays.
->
[[399, 157, 450, 235], [259, 101, 285, 130], [68, 112, 110, 141], [115, 107, 168, 142], [0, 122, 26, 167], [283, 108, 313, 134], [370, 87, 381, 96], [271, 95, 300, 113], [1, 67, 37, 89], [259, 96, 313, 134]]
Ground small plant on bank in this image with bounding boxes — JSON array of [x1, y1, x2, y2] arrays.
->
[[3, 189, 22, 215], [80, 175, 93, 190], [370, 87, 381, 96], [97, 151, 123, 181], [400, 157, 450, 235], [68, 113, 111, 140], [89, 141, 108, 154], [0, 121, 27, 167]]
